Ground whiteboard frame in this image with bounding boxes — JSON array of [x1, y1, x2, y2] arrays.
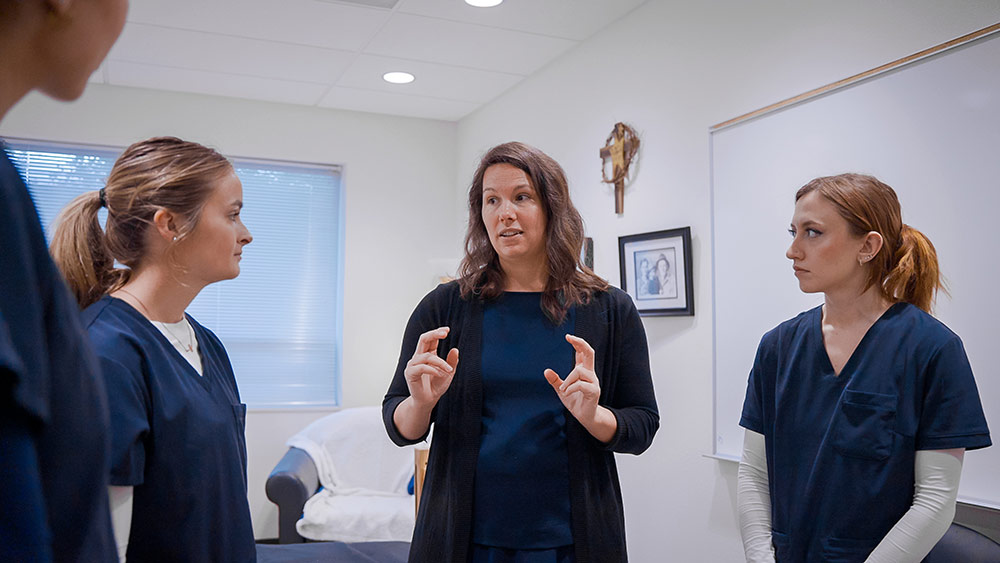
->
[[710, 22, 1000, 133]]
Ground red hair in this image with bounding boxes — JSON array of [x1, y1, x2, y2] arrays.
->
[[796, 173, 942, 312]]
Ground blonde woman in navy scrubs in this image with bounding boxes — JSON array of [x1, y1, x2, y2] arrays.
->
[[50, 137, 255, 562], [737, 174, 991, 562]]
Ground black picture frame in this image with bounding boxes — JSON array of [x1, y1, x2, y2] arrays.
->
[[581, 237, 594, 270], [618, 227, 694, 316]]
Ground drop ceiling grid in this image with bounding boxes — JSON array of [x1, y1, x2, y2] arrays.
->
[[394, 0, 648, 41], [92, 0, 649, 120], [362, 13, 577, 75], [335, 54, 522, 103], [124, 0, 391, 51], [109, 24, 358, 85], [107, 61, 331, 107]]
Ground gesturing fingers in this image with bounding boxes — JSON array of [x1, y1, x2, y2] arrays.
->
[[544, 368, 563, 391], [545, 367, 597, 397], [414, 327, 450, 356], [560, 377, 599, 398], [407, 351, 453, 376], [565, 334, 595, 371], [405, 347, 459, 407], [445, 347, 460, 372]]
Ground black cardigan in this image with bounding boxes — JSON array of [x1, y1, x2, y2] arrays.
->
[[383, 282, 659, 562]]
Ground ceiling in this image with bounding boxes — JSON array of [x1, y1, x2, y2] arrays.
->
[[90, 0, 647, 121]]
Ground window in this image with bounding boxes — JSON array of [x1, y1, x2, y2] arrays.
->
[[5, 139, 343, 408]]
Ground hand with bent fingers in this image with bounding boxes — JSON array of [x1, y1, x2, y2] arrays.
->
[[405, 326, 460, 410], [544, 334, 617, 443]]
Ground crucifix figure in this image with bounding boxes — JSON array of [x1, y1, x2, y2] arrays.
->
[[599, 122, 639, 215]]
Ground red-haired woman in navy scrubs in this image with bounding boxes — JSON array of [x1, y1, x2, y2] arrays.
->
[[738, 174, 991, 562]]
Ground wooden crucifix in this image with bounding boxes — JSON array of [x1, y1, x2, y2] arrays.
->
[[599, 122, 639, 214]]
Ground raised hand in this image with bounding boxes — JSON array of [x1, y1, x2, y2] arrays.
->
[[545, 334, 600, 421], [405, 327, 460, 410], [544, 334, 617, 443]]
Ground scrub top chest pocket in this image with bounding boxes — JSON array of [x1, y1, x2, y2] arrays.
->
[[832, 390, 897, 461]]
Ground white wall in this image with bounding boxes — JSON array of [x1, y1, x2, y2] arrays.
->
[[455, 1, 1000, 560], [1, 85, 457, 538]]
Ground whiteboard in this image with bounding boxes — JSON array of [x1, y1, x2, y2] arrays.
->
[[710, 30, 1000, 509]]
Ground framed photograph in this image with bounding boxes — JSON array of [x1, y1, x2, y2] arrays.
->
[[581, 237, 594, 270], [618, 227, 694, 316]]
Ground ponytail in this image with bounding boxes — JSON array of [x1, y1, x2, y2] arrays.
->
[[882, 224, 943, 313], [49, 190, 123, 308]]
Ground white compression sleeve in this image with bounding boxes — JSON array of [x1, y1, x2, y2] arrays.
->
[[108, 485, 133, 563], [865, 450, 963, 563], [738, 429, 776, 563]]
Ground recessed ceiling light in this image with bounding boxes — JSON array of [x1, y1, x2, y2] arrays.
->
[[465, 0, 503, 7], [383, 71, 415, 84]]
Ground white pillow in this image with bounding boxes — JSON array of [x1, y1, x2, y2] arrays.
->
[[296, 488, 415, 543], [286, 406, 415, 494]]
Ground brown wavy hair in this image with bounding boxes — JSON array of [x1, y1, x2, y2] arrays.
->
[[457, 141, 608, 323], [796, 173, 943, 312], [50, 137, 233, 308]]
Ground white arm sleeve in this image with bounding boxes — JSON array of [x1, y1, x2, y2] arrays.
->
[[738, 429, 776, 563], [865, 450, 963, 563], [108, 485, 133, 563]]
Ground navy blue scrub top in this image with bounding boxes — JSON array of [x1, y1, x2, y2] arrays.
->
[[0, 147, 116, 562], [82, 296, 255, 563], [741, 302, 991, 563], [474, 292, 575, 549]]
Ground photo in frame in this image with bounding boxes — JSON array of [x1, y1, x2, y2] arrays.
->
[[581, 237, 594, 270], [618, 227, 694, 316]]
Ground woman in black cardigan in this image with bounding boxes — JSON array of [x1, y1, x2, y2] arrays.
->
[[384, 141, 659, 563]]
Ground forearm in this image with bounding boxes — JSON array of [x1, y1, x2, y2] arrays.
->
[[598, 301, 659, 453], [865, 449, 963, 563], [581, 405, 617, 444], [738, 429, 776, 563], [392, 396, 434, 442], [108, 485, 133, 562]]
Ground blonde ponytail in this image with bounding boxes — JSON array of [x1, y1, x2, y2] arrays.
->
[[49, 190, 120, 308]]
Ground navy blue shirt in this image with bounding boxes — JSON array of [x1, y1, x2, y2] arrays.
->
[[82, 296, 255, 562], [0, 147, 116, 562], [740, 302, 991, 562], [473, 292, 575, 549]]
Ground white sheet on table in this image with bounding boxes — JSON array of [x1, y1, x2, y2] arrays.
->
[[297, 488, 415, 543], [285, 405, 419, 542]]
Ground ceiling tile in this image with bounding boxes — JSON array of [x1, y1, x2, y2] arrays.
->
[[125, 0, 390, 51], [107, 61, 329, 106], [396, 0, 648, 41], [317, 86, 479, 121], [364, 13, 577, 75], [108, 24, 355, 84], [318, 0, 399, 8], [336, 55, 521, 103]]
